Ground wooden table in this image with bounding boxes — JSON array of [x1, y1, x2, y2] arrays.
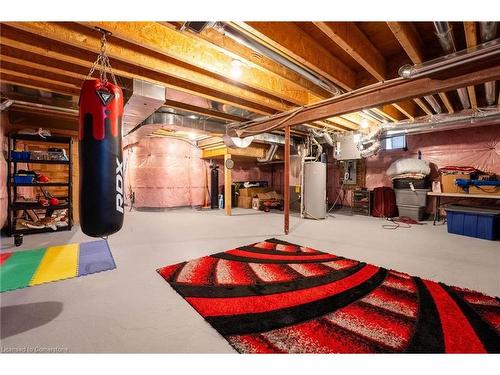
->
[[427, 192, 500, 225]]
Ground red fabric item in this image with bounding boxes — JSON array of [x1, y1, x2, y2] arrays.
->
[[423, 280, 486, 353], [157, 239, 500, 353], [439, 166, 477, 174], [185, 265, 379, 316], [372, 187, 398, 218], [225, 249, 337, 262]]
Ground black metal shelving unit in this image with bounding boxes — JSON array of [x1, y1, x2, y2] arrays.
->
[[7, 133, 73, 245]]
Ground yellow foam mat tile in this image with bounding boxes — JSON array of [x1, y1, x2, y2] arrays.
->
[[30, 243, 79, 286]]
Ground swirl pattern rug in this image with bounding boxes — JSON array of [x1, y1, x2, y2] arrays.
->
[[157, 238, 500, 353]]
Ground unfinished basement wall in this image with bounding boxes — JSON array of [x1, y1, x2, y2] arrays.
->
[[326, 124, 500, 208], [125, 137, 207, 208], [365, 124, 500, 189]]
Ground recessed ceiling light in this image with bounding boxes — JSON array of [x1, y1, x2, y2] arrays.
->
[[231, 59, 243, 78], [188, 115, 198, 120]]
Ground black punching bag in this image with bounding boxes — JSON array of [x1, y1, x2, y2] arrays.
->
[[79, 78, 124, 237], [210, 163, 219, 209]]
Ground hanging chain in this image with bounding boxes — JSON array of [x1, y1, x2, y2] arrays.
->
[[86, 30, 118, 86]]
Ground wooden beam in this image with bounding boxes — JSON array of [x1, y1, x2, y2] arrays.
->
[[284, 125, 290, 234], [235, 22, 357, 90], [0, 72, 80, 96], [224, 153, 232, 216], [327, 116, 359, 130], [233, 64, 500, 135], [377, 106, 405, 122], [386, 22, 425, 64], [0, 61, 83, 88], [387, 21, 454, 114], [314, 22, 386, 81], [1, 22, 289, 114], [189, 25, 332, 99], [438, 92, 455, 114], [392, 100, 418, 120], [413, 98, 433, 116], [463, 22, 478, 110], [80, 22, 315, 106]]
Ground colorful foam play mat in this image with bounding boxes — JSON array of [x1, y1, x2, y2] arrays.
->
[[1, 240, 116, 292], [157, 238, 500, 353]]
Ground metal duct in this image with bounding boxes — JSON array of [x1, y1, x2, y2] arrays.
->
[[223, 134, 254, 148], [257, 143, 278, 162], [433, 22, 471, 109], [479, 22, 498, 106], [123, 79, 165, 135], [381, 108, 500, 138], [424, 95, 442, 114], [213, 23, 341, 95], [399, 38, 500, 79]]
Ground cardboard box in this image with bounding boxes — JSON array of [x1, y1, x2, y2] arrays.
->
[[469, 185, 500, 196], [440, 173, 470, 194], [237, 196, 253, 209], [239, 187, 272, 197]]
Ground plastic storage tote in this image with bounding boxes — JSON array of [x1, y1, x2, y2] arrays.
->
[[394, 189, 430, 206], [397, 204, 425, 221], [445, 205, 500, 240]]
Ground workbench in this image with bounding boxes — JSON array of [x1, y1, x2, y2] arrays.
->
[[427, 192, 500, 225]]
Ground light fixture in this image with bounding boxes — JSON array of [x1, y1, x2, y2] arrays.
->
[[188, 114, 198, 120], [231, 59, 243, 78], [360, 119, 370, 129]]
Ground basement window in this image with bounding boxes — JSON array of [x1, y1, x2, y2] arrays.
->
[[383, 135, 407, 151]]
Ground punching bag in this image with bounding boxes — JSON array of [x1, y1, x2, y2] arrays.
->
[[79, 78, 124, 237]]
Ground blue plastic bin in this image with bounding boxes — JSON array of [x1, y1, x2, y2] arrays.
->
[[10, 151, 31, 161], [13, 174, 34, 184], [445, 205, 500, 240]]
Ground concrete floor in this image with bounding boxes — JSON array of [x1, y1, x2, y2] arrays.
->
[[1, 208, 499, 353]]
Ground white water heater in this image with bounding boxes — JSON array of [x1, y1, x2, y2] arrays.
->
[[303, 161, 326, 219]]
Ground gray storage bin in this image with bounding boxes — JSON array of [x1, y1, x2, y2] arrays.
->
[[394, 189, 430, 206], [397, 204, 425, 221]]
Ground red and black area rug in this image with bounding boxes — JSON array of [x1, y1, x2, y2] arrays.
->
[[157, 238, 500, 353]]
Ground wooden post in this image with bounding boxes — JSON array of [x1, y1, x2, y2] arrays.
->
[[224, 153, 232, 216], [284, 125, 290, 234]]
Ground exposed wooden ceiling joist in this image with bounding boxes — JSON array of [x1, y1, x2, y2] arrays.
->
[[1, 23, 287, 116], [313, 22, 412, 122], [0, 72, 81, 96], [387, 21, 455, 114], [313, 22, 386, 82], [392, 100, 419, 120], [178, 25, 333, 99], [463, 22, 479, 109], [234, 22, 357, 91], [79, 22, 317, 106]]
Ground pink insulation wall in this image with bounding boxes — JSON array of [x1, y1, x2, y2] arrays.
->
[[326, 124, 500, 208], [365, 124, 500, 190], [125, 138, 282, 208], [126, 137, 207, 208]]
